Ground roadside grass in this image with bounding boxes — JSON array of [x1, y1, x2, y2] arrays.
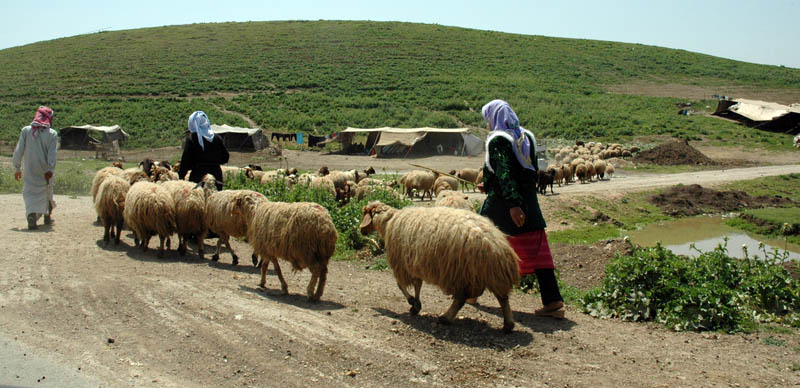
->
[[0, 159, 115, 196], [622, 163, 717, 174], [721, 173, 800, 202]]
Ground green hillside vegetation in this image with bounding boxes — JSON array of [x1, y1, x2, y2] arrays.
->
[[1, 21, 798, 149]]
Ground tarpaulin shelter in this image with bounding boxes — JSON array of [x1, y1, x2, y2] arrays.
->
[[714, 99, 800, 135], [59, 125, 129, 150], [211, 125, 269, 151], [338, 127, 484, 157]]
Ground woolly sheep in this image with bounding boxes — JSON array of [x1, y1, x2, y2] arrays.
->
[[248, 201, 338, 301], [91, 165, 125, 202], [585, 162, 596, 182], [221, 166, 244, 182], [94, 175, 130, 245], [434, 193, 473, 211], [123, 181, 177, 257], [575, 163, 588, 184], [204, 190, 267, 266], [161, 175, 216, 257], [594, 160, 607, 180], [433, 175, 459, 197], [605, 163, 615, 178], [360, 202, 520, 332], [327, 169, 362, 190]]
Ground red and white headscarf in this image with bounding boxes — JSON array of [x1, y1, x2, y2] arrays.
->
[[31, 106, 54, 138]]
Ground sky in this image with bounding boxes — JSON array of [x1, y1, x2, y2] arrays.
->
[[1, 0, 798, 68]]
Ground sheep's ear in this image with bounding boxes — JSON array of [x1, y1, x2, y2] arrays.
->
[[359, 213, 373, 234]]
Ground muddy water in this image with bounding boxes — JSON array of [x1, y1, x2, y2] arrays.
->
[[628, 215, 800, 261]]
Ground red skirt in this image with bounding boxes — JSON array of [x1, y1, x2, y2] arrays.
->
[[507, 230, 554, 275]]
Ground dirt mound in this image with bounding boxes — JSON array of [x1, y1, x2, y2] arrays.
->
[[633, 140, 716, 165], [649, 184, 794, 216]]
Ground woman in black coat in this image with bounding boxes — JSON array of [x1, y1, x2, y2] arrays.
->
[[178, 111, 229, 191]]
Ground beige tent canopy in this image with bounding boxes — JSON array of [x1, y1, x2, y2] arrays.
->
[[714, 99, 800, 135], [338, 127, 484, 157], [59, 124, 129, 150], [210, 124, 269, 151]]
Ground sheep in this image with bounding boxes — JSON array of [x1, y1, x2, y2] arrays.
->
[[455, 168, 480, 192], [327, 169, 362, 190], [122, 167, 149, 186], [548, 165, 564, 187], [94, 175, 130, 245], [161, 175, 217, 257], [575, 163, 588, 184], [317, 166, 330, 176], [221, 166, 244, 182], [537, 169, 556, 195], [244, 167, 266, 182], [123, 181, 177, 257], [204, 190, 267, 266], [362, 166, 376, 176], [605, 163, 615, 179], [594, 160, 607, 180], [358, 177, 387, 187], [248, 201, 338, 301], [139, 158, 156, 177], [560, 164, 573, 184], [402, 170, 438, 200], [151, 166, 178, 182], [433, 175, 459, 197], [585, 162, 596, 182], [91, 165, 125, 202], [476, 167, 484, 186], [434, 192, 473, 211], [359, 201, 520, 333], [308, 176, 337, 198]]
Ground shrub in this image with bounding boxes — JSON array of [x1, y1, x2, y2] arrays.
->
[[581, 240, 800, 332]]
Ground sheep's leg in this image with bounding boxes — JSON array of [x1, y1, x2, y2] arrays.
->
[[251, 253, 259, 267], [103, 222, 111, 245], [258, 257, 270, 288], [271, 258, 288, 295], [439, 291, 468, 325], [212, 235, 224, 261], [225, 239, 238, 266], [396, 281, 422, 316], [494, 292, 515, 333], [114, 219, 123, 245], [142, 234, 151, 252], [307, 266, 319, 301], [309, 263, 328, 302], [177, 234, 186, 256], [157, 235, 166, 258], [196, 231, 205, 258]]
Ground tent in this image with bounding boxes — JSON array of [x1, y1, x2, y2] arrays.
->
[[713, 99, 800, 135], [339, 127, 485, 157], [211, 125, 269, 151], [59, 125, 129, 150]]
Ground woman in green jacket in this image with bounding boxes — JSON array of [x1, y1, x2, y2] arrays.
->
[[478, 99, 564, 318]]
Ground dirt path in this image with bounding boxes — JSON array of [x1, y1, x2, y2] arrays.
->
[[209, 102, 258, 128], [1, 193, 798, 387]]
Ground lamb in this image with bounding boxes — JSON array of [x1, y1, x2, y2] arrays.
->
[[433, 175, 459, 197], [537, 168, 556, 195], [94, 175, 130, 245], [248, 201, 338, 301], [123, 181, 177, 257], [359, 201, 520, 332], [204, 190, 267, 266], [160, 175, 217, 257], [455, 168, 480, 192]]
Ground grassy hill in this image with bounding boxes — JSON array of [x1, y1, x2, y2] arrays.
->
[[1, 21, 798, 149]]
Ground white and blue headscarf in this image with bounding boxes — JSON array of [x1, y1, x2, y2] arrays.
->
[[188, 111, 215, 150], [481, 99, 535, 172]]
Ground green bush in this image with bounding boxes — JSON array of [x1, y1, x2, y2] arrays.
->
[[581, 240, 800, 332], [224, 173, 411, 258]]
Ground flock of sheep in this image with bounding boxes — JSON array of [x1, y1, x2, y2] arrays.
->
[[90, 160, 520, 331], [536, 141, 632, 194]]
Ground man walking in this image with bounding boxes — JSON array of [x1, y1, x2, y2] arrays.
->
[[12, 106, 58, 230]]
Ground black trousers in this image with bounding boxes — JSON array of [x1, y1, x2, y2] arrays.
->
[[535, 268, 563, 305]]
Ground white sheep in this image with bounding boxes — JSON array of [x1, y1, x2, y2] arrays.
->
[[455, 168, 480, 192], [123, 181, 177, 257], [94, 175, 130, 245], [160, 174, 217, 257], [247, 201, 338, 301], [433, 175, 459, 197], [204, 190, 267, 266], [401, 170, 438, 200], [434, 192, 473, 211], [359, 201, 521, 332]]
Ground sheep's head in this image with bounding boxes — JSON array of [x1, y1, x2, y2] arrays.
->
[[448, 169, 456, 175], [195, 174, 219, 197], [248, 164, 263, 171], [171, 161, 181, 172], [317, 166, 330, 176], [111, 161, 124, 169], [234, 192, 266, 221], [160, 160, 172, 170], [243, 167, 255, 180], [151, 166, 171, 182], [363, 166, 375, 176], [287, 167, 298, 176], [360, 201, 393, 236]]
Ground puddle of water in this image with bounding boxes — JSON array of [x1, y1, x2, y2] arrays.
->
[[627, 215, 800, 261]]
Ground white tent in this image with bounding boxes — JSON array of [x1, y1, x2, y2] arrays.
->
[[339, 127, 484, 157], [210, 124, 269, 151]]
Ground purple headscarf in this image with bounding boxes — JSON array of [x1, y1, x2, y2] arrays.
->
[[481, 99, 535, 171]]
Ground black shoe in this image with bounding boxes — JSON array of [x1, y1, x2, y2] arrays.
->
[[44, 214, 52, 225], [27, 214, 38, 230]]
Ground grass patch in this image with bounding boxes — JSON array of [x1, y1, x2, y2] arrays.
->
[[622, 163, 712, 174], [519, 271, 585, 306], [0, 159, 111, 196], [760, 336, 787, 347], [722, 173, 800, 203]]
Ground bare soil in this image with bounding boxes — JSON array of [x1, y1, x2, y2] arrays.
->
[[650, 184, 796, 217], [605, 82, 800, 106], [2, 147, 800, 387], [632, 140, 716, 166]]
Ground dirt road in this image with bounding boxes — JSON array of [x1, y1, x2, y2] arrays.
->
[[1, 164, 799, 387]]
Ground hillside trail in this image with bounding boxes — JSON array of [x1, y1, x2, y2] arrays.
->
[[209, 102, 258, 128]]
